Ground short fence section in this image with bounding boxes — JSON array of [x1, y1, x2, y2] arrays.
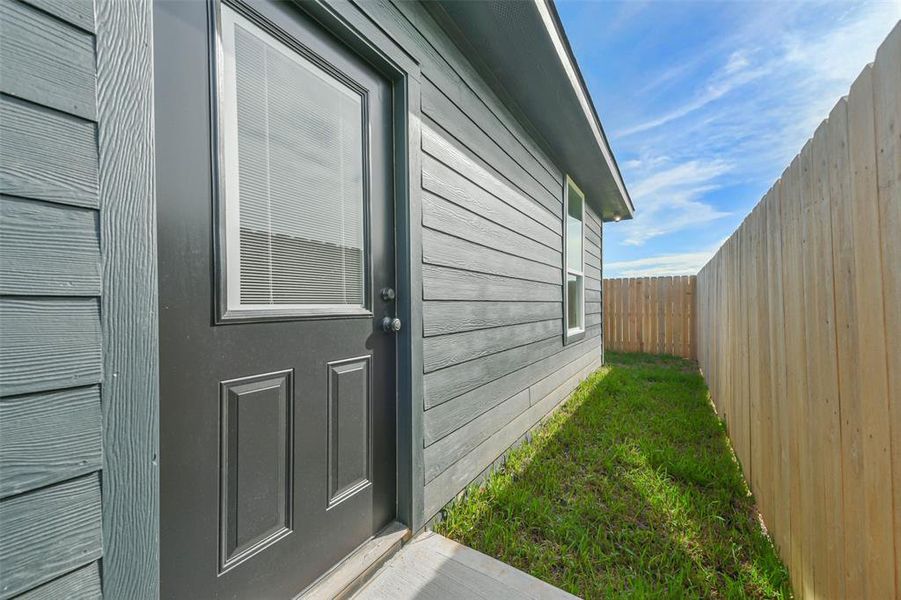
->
[[602, 276, 696, 359], [695, 24, 899, 600]]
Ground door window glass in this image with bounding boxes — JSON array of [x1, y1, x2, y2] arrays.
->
[[219, 5, 367, 315]]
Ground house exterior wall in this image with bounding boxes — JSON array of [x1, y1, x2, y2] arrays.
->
[[0, 0, 104, 596], [1, 0, 157, 596], [0, 0, 605, 595], [353, 0, 605, 520]]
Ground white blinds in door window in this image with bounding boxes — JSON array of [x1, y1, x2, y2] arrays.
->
[[220, 6, 366, 313]]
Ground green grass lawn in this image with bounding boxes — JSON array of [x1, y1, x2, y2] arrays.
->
[[435, 351, 791, 599]]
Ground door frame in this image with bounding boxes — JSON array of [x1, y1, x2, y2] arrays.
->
[[287, 0, 426, 536], [204, 0, 426, 543], [102, 0, 425, 596]]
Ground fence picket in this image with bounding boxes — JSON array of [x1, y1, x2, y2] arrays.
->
[[693, 24, 899, 599], [602, 276, 696, 359], [873, 28, 901, 600]]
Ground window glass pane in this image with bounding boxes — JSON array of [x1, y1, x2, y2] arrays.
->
[[567, 273, 583, 330], [566, 183, 583, 272], [226, 9, 365, 308]]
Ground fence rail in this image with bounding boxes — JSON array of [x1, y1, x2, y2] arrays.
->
[[696, 23, 899, 599], [603, 276, 696, 359]]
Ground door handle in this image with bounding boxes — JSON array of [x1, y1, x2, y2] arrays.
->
[[380, 316, 402, 333]]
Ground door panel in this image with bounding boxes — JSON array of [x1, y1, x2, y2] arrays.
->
[[327, 356, 371, 508], [155, 1, 397, 597], [220, 370, 293, 572]]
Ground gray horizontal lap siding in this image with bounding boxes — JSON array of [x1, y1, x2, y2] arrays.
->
[[0, 2, 605, 593], [0, 0, 103, 597], [353, 0, 604, 522]]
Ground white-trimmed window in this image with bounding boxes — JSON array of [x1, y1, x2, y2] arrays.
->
[[217, 5, 368, 319], [563, 176, 585, 342]]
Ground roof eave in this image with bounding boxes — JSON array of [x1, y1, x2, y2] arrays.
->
[[425, 0, 634, 222], [538, 0, 634, 219]]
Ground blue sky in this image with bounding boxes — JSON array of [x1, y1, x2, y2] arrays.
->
[[556, 1, 900, 277]]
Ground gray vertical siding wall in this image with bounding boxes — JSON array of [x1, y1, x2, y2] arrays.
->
[[353, 0, 605, 522], [0, 0, 104, 598]]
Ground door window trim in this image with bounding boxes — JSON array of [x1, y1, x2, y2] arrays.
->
[[211, 1, 374, 323]]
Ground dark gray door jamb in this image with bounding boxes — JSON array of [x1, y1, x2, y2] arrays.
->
[[300, 0, 426, 534]]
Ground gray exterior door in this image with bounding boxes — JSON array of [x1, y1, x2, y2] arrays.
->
[[155, 1, 397, 597]]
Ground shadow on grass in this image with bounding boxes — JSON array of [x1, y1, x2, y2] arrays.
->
[[436, 352, 791, 599]]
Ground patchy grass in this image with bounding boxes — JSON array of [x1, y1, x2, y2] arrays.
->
[[435, 351, 790, 599]]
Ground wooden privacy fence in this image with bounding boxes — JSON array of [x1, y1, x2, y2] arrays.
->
[[603, 276, 696, 359], [696, 24, 899, 600]]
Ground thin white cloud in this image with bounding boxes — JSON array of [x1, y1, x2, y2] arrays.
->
[[618, 200, 728, 247], [617, 4, 900, 162], [630, 159, 731, 199], [606, 0, 650, 35], [777, 7, 901, 145], [607, 251, 713, 277], [617, 49, 771, 138], [606, 238, 729, 278], [724, 50, 750, 74], [603, 2, 899, 268], [617, 159, 732, 247]]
